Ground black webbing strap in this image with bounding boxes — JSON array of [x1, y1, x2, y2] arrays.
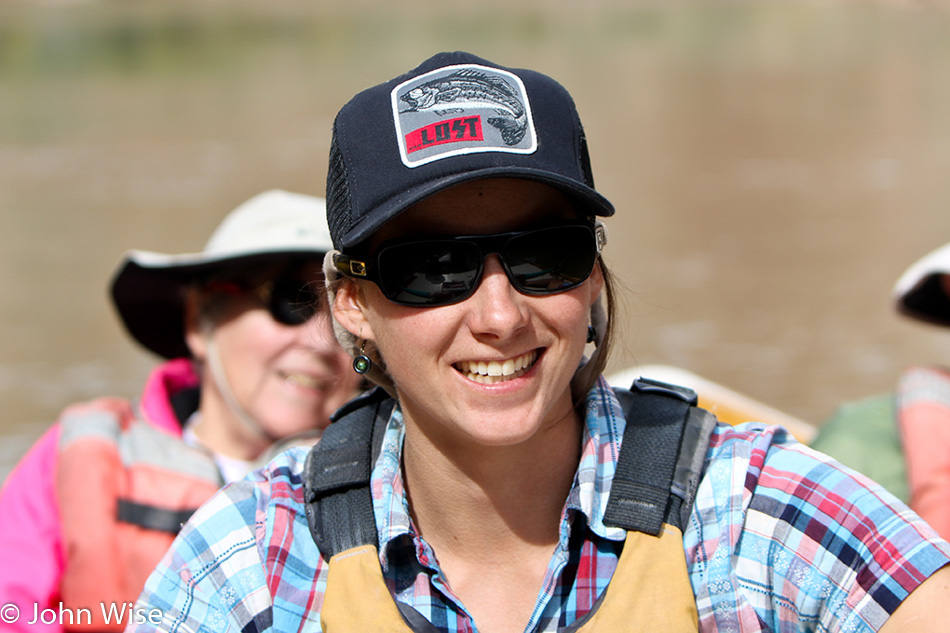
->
[[304, 387, 394, 558], [116, 499, 197, 535], [603, 377, 700, 536]]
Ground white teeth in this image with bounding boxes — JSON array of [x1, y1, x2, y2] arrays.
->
[[457, 351, 538, 384], [285, 373, 321, 390]]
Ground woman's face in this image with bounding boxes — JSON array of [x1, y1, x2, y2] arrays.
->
[[335, 178, 603, 450], [188, 262, 360, 458]]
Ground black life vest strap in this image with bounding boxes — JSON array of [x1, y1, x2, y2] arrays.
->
[[115, 499, 198, 535], [304, 387, 394, 556], [605, 377, 715, 535], [304, 379, 716, 557]]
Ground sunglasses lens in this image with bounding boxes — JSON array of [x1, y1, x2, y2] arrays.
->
[[377, 241, 482, 306], [268, 279, 320, 325], [505, 225, 597, 293]]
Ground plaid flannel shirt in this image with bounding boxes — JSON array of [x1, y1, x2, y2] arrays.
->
[[133, 377, 950, 632]]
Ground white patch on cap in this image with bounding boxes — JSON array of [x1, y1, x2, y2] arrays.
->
[[391, 63, 538, 168]]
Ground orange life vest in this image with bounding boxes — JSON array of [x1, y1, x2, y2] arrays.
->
[[56, 397, 223, 631]]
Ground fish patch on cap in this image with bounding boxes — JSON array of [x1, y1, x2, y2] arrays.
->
[[391, 63, 538, 168]]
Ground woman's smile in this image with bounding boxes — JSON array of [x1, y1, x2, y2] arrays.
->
[[454, 349, 540, 385], [278, 369, 331, 393]]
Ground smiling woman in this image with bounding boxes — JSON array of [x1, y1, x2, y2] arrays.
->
[[131, 52, 950, 633]]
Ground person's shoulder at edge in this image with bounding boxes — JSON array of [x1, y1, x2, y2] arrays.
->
[[132, 445, 319, 633], [691, 418, 950, 631], [705, 415, 903, 494], [700, 416, 922, 533]]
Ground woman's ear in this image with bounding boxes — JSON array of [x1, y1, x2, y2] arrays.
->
[[332, 278, 375, 341], [183, 288, 209, 362]]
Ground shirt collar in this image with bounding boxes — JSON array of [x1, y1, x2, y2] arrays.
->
[[371, 377, 629, 569], [570, 376, 628, 541]]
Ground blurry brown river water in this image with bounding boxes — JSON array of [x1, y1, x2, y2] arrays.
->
[[4, 0, 950, 480]]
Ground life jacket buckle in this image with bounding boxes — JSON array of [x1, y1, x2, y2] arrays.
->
[[632, 377, 698, 406]]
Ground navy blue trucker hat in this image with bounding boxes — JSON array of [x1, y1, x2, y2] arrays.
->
[[326, 51, 615, 250]]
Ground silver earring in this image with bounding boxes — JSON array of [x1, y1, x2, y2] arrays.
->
[[587, 325, 596, 344], [353, 340, 372, 375]]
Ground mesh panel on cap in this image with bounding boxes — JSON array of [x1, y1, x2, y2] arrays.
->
[[577, 120, 596, 189], [326, 131, 353, 249]]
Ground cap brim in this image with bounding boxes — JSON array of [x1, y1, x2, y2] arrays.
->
[[894, 242, 950, 327], [338, 167, 614, 249], [110, 248, 326, 359]]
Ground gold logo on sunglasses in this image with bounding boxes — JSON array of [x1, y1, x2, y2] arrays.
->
[[333, 253, 368, 277]]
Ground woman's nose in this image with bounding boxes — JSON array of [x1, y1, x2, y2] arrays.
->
[[464, 255, 529, 339]]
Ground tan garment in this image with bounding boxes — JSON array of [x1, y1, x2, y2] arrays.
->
[[321, 525, 698, 632]]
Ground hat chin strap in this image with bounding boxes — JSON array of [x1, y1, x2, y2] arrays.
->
[[204, 335, 277, 447]]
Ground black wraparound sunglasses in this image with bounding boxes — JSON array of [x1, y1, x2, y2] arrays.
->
[[333, 222, 606, 307]]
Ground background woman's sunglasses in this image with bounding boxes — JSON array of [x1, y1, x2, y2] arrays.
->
[[207, 277, 321, 325], [333, 222, 605, 307]]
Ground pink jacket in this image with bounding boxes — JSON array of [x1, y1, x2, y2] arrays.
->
[[0, 359, 201, 633]]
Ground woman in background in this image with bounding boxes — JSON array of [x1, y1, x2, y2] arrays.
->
[[0, 190, 361, 632]]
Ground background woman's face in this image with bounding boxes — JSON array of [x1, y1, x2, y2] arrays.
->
[[194, 263, 360, 456]]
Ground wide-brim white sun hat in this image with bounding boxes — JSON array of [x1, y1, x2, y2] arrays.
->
[[110, 190, 333, 359], [894, 240, 950, 328]]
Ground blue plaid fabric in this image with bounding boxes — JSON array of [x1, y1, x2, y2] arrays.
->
[[133, 377, 950, 632]]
